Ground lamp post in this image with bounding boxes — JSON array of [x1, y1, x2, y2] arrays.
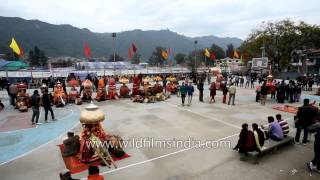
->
[[112, 33, 116, 75], [194, 40, 198, 72]]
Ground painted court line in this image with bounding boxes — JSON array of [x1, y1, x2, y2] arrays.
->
[[92, 132, 239, 178], [0, 108, 78, 166], [165, 102, 241, 130]]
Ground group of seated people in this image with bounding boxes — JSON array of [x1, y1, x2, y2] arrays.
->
[[233, 114, 289, 155], [132, 81, 169, 103]]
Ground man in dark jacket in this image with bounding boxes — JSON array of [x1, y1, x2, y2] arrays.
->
[[63, 132, 80, 157], [307, 122, 320, 172], [42, 89, 55, 122], [295, 99, 319, 144], [31, 90, 41, 125], [197, 79, 204, 102]]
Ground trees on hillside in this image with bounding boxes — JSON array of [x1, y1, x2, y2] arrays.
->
[[210, 43, 225, 60], [148, 46, 167, 66], [108, 53, 124, 62], [174, 53, 186, 65], [226, 44, 234, 58], [28, 46, 48, 66]]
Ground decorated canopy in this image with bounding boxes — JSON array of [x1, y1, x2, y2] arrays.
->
[[0, 60, 30, 71]]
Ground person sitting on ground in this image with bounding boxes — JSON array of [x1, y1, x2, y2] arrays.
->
[[59, 169, 78, 180], [63, 132, 80, 157], [87, 166, 104, 180], [276, 114, 289, 137], [252, 123, 265, 152], [233, 123, 255, 155], [262, 116, 284, 141]]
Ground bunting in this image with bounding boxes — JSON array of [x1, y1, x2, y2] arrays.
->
[[204, 48, 210, 58], [161, 50, 168, 60], [132, 43, 137, 53], [9, 37, 21, 55], [128, 47, 133, 60], [84, 42, 91, 59], [233, 51, 240, 59]]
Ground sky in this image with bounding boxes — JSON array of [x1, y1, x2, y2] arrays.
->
[[0, 0, 319, 39]]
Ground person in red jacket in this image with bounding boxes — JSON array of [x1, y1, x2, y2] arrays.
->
[[233, 123, 255, 155], [87, 166, 104, 180]]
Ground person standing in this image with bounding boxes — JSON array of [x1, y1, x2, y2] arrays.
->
[[209, 82, 216, 103], [260, 82, 268, 105], [187, 82, 194, 105], [31, 90, 41, 125], [228, 83, 236, 105], [255, 83, 261, 102], [307, 122, 320, 173], [197, 79, 204, 102], [9, 83, 18, 106], [222, 83, 228, 104], [179, 82, 187, 106], [162, 77, 167, 94], [295, 99, 318, 144], [42, 89, 55, 122]]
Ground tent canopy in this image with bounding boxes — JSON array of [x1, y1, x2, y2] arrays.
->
[[0, 60, 30, 71]]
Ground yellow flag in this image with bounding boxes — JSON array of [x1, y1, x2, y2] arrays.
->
[[204, 48, 210, 58], [9, 38, 21, 55], [233, 51, 239, 59], [161, 50, 168, 60]]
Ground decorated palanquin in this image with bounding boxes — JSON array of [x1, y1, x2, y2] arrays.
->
[[153, 81, 163, 94], [211, 67, 224, 90], [119, 77, 130, 98], [166, 76, 178, 94], [69, 87, 82, 105], [79, 103, 125, 166], [40, 84, 48, 94], [95, 78, 107, 101], [82, 79, 93, 102], [68, 78, 79, 87], [142, 77, 153, 95], [16, 83, 30, 112], [54, 81, 67, 107], [266, 74, 276, 94], [132, 75, 140, 96], [107, 77, 119, 100]]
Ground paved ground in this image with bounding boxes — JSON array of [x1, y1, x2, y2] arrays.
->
[[0, 84, 319, 180]]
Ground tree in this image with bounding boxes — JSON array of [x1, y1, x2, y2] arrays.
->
[[174, 53, 186, 65], [210, 43, 225, 60], [148, 46, 166, 66], [132, 53, 141, 64], [226, 44, 234, 58], [108, 53, 124, 62], [28, 46, 48, 66], [239, 19, 320, 72]]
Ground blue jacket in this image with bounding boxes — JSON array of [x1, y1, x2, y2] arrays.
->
[[187, 85, 194, 95]]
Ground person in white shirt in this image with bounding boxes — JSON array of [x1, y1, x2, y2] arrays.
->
[[228, 83, 236, 105]]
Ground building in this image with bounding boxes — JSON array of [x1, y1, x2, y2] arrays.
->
[[216, 57, 246, 73], [291, 49, 320, 75]]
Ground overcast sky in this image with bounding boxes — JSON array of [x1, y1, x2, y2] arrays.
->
[[0, 0, 319, 39]]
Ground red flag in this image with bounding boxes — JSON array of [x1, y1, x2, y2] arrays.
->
[[132, 43, 137, 53], [210, 52, 216, 60], [128, 47, 133, 60], [19, 46, 24, 57], [84, 42, 91, 59]]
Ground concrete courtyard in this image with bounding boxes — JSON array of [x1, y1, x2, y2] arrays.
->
[[0, 84, 319, 180]]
